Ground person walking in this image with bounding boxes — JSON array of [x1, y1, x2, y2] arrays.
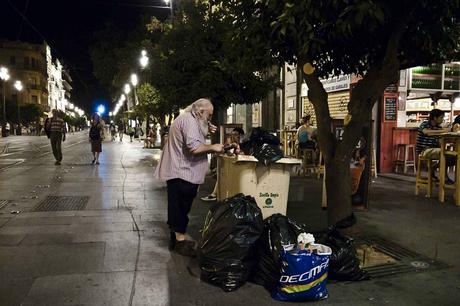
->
[[47, 110, 66, 165], [155, 98, 224, 257], [109, 123, 117, 141], [127, 126, 135, 142], [135, 125, 144, 142], [89, 113, 104, 165], [118, 122, 125, 142]]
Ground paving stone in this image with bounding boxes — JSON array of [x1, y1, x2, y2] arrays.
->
[[0, 277, 35, 306], [0, 234, 25, 246], [22, 272, 133, 306], [0, 243, 105, 278], [19, 233, 74, 245], [132, 270, 169, 306]]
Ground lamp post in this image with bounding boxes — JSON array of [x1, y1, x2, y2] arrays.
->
[[130, 73, 139, 106], [164, 0, 173, 20], [0, 67, 11, 137], [14, 80, 23, 135], [124, 83, 131, 110]]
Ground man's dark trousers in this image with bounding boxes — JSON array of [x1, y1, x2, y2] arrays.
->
[[50, 131, 63, 162], [166, 178, 199, 233]]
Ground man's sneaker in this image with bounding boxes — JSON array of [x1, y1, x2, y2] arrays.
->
[[446, 178, 455, 185], [201, 195, 217, 202], [54, 161, 61, 165]]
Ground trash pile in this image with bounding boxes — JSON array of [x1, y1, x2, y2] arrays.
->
[[240, 128, 284, 166], [198, 198, 369, 302], [198, 194, 264, 292]]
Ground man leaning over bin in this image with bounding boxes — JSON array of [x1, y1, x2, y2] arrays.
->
[[416, 108, 455, 184], [154, 98, 224, 257]]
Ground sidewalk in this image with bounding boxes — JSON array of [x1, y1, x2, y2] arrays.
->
[[1, 139, 460, 305]]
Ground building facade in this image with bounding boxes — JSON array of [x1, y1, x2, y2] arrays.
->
[[0, 40, 48, 107]]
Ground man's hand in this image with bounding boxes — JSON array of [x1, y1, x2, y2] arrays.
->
[[62, 136, 66, 142], [209, 123, 217, 134], [212, 143, 224, 153]]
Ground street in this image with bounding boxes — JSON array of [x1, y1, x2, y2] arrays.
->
[[0, 132, 89, 170], [0, 134, 460, 305]]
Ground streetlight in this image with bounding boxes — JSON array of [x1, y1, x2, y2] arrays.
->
[[139, 50, 149, 69], [124, 83, 131, 95], [0, 67, 11, 137], [14, 80, 23, 135]]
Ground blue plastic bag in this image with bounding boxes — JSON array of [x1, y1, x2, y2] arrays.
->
[[272, 244, 332, 302]]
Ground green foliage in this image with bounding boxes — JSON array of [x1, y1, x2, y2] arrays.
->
[[135, 83, 165, 123], [221, 0, 460, 78], [149, 0, 278, 110], [20, 103, 43, 125]]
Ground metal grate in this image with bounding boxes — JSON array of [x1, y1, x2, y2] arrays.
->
[[33, 196, 89, 211], [355, 235, 449, 278], [0, 200, 9, 210]]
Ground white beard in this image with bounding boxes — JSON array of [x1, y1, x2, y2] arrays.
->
[[199, 118, 209, 137]]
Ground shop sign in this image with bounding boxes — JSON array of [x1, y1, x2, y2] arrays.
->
[[384, 97, 397, 121], [385, 84, 398, 93], [321, 75, 350, 92]]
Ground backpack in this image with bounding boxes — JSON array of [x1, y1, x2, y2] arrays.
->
[[89, 125, 101, 141], [44, 118, 51, 138]]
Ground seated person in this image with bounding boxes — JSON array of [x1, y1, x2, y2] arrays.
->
[[296, 115, 316, 150], [350, 148, 366, 195], [416, 108, 455, 183], [452, 115, 460, 132], [201, 127, 245, 202]]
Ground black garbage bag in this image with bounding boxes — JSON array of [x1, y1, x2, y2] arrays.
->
[[249, 127, 281, 146], [198, 194, 264, 292], [240, 128, 283, 165], [317, 215, 369, 281], [252, 143, 284, 166], [251, 214, 309, 290]]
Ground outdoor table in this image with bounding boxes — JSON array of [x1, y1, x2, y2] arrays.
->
[[438, 132, 460, 206]]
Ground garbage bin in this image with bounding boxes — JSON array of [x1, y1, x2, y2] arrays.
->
[[217, 154, 301, 219]]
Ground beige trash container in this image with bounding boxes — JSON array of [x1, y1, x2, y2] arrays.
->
[[217, 154, 301, 219]]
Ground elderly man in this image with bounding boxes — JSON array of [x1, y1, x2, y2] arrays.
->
[[155, 98, 223, 256]]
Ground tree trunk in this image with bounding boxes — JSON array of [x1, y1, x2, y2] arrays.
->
[[325, 157, 353, 225]]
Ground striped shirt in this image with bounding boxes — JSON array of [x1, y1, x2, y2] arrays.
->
[[154, 112, 209, 184], [49, 117, 66, 134], [416, 120, 440, 153]]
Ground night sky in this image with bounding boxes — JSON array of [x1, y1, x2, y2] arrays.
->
[[0, 0, 170, 112]]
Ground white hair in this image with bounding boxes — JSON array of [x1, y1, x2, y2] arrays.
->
[[184, 98, 213, 115], [185, 98, 213, 136]]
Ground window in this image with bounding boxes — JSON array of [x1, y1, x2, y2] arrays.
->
[[12, 94, 18, 103], [31, 95, 38, 104], [31, 58, 36, 68], [9, 56, 15, 65], [23, 57, 29, 69]]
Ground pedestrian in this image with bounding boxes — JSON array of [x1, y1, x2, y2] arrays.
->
[[118, 121, 125, 142], [47, 109, 66, 165], [89, 113, 104, 165], [109, 123, 117, 141], [135, 125, 144, 142], [127, 126, 135, 142], [155, 98, 224, 257], [146, 127, 155, 148]]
